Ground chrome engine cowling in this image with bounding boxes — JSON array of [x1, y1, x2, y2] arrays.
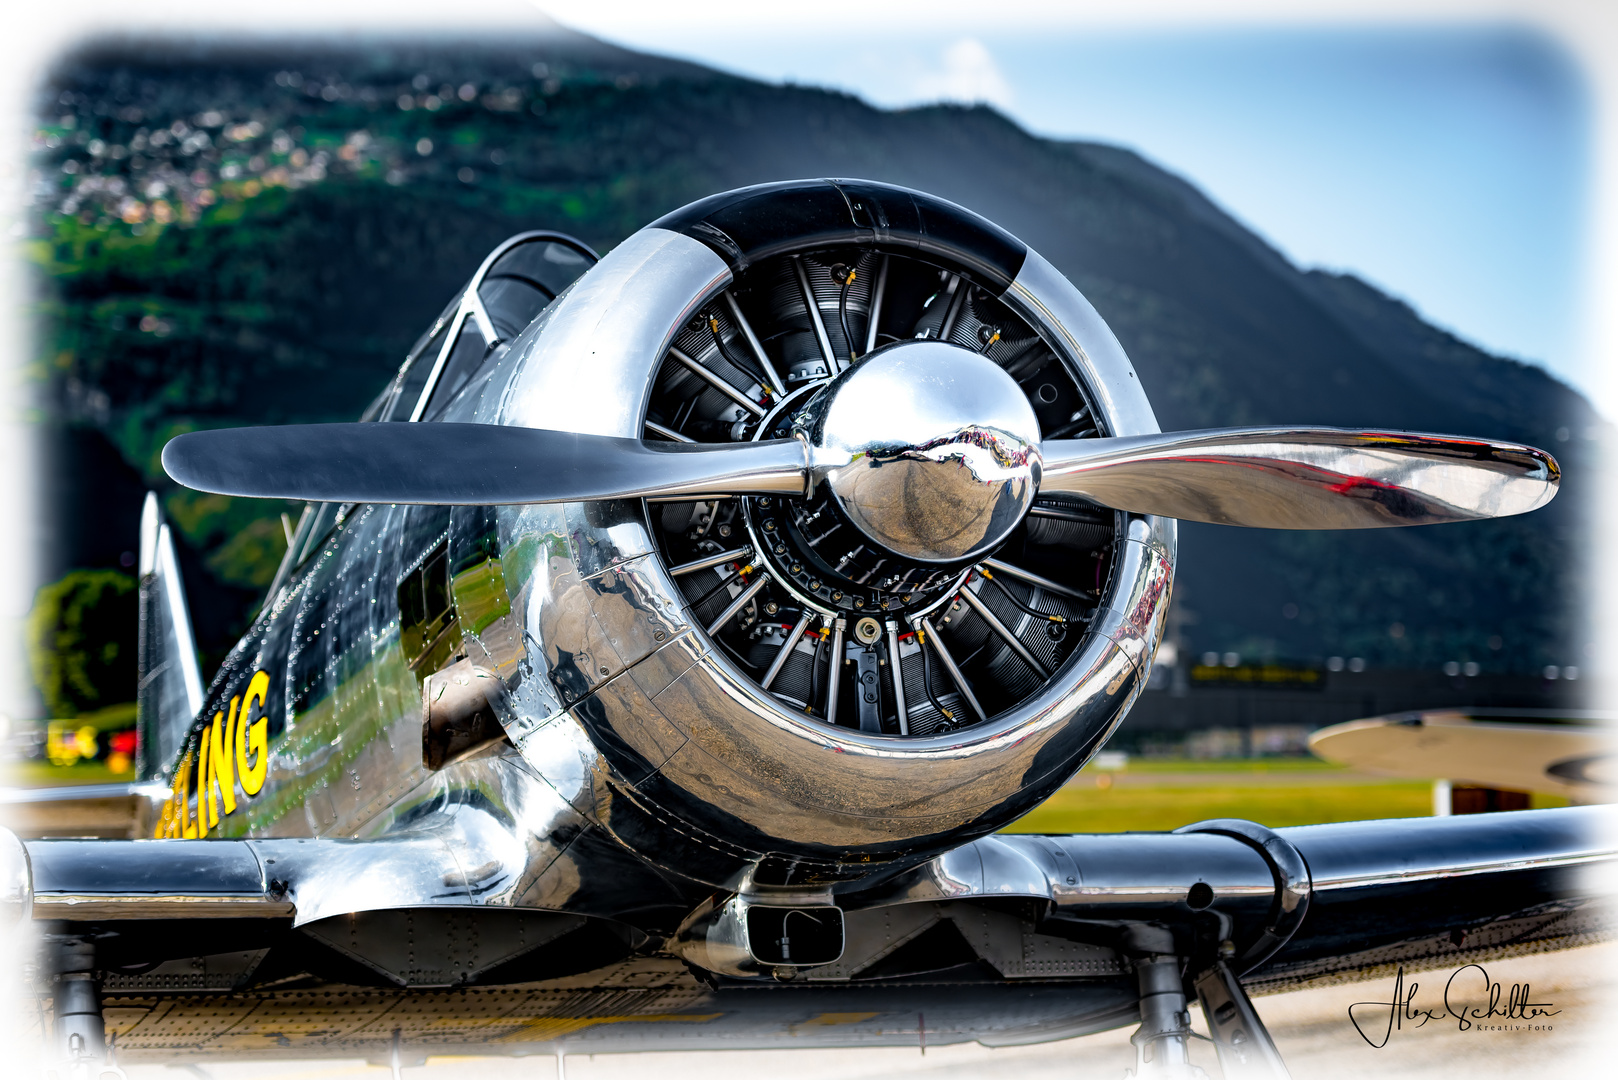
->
[[454, 180, 1173, 888]]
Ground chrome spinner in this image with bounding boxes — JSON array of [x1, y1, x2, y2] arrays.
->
[[798, 340, 1043, 564]]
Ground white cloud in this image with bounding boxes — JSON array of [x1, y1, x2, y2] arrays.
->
[[911, 39, 1015, 109]]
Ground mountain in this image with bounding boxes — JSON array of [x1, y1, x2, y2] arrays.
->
[[24, 28, 1597, 691]]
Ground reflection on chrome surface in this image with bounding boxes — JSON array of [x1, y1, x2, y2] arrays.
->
[[800, 340, 1043, 563], [1041, 426, 1559, 529]]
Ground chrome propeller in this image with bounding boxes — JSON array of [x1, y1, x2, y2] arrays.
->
[[1040, 427, 1558, 530], [162, 422, 808, 507], [163, 341, 1558, 553]]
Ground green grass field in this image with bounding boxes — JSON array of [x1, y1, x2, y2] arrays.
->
[[5, 752, 1572, 833], [1004, 779, 1434, 833], [1001, 759, 1569, 833], [1101, 757, 1345, 774]]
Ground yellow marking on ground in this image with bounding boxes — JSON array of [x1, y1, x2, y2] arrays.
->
[[793, 1011, 881, 1030], [477, 1012, 723, 1043]]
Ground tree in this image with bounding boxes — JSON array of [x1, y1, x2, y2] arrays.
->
[[26, 569, 137, 718]]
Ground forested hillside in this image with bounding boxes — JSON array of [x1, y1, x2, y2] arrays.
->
[[22, 27, 1597, 710]]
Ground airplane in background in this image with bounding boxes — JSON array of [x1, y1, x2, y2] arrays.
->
[[2, 179, 1608, 1080], [1311, 708, 1614, 814]]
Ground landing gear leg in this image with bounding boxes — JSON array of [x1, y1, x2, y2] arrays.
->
[[1193, 960, 1291, 1079], [48, 938, 124, 1080], [1126, 955, 1208, 1079]]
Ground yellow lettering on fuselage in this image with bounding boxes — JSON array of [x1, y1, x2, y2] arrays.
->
[[238, 671, 270, 795], [155, 749, 198, 838], [156, 669, 272, 837], [202, 697, 238, 825]]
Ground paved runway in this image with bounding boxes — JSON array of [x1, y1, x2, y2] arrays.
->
[[95, 942, 1611, 1080]]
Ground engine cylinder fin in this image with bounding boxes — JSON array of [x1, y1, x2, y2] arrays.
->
[[1027, 498, 1110, 524], [655, 324, 773, 438], [980, 598, 1047, 703], [895, 633, 962, 735], [1002, 338, 1052, 380], [1025, 515, 1113, 553]]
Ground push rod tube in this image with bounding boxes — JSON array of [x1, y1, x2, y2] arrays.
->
[[668, 346, 766, 419], [793, 256, 841, 375], [724, 290, 788, 397], [824, 616, 847, 725], [762, 611, 815, 691], [914, 615, 987, 722], [886, 619, 910, 736], [957, 584, 1050, 677]]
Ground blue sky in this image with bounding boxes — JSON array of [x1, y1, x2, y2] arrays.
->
[[547, 16, 1594, 399]]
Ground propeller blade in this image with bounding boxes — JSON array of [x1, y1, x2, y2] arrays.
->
[[162, 423, 809, 505], [1039, 427, 1558, 529]]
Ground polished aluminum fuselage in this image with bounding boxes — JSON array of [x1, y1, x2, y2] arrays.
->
[[159, 226, 1174, 912]]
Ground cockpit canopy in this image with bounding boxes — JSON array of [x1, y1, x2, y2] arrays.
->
[[279, 231, 598, 578], [364, 231, 598, 424]]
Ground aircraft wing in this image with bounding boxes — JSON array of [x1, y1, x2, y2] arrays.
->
[[7, 806, 1611, 1061], [0, 782, 168, 840]]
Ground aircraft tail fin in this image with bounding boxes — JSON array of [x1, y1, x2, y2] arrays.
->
[[135, 492, 204, 780]]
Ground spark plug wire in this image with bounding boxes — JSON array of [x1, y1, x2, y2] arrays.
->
[[834, 264, 858, 363]]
